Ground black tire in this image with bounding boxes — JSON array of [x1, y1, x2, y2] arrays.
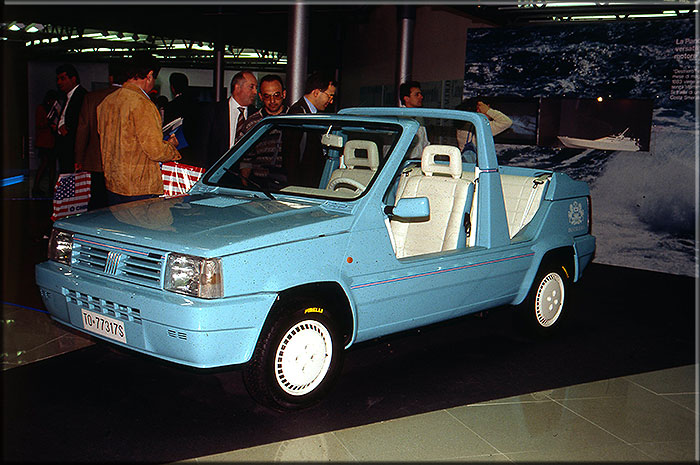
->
[[516, 260, 572, 337], [242, 300, 344, 411]]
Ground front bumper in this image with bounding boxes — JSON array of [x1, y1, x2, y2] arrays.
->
[[35, 261, 277, 368]]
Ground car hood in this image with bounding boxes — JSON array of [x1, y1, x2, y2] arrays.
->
[[55, 194, 355, 256]]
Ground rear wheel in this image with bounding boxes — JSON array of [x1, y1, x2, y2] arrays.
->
[[516, 261, 571, 336], [243, 300, 344, 411]]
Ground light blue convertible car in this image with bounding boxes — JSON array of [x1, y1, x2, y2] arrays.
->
[[36, 108, 595, 410]]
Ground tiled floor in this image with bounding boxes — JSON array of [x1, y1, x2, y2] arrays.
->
[[4, 301, 697, 463], [1, 302, 93, 370], [186, 365, 698, 462]]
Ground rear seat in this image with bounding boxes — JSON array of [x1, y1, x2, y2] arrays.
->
[[501, 173, 550, 238]]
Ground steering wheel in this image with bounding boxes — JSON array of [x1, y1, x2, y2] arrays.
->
[[327, 177, 366, 193]]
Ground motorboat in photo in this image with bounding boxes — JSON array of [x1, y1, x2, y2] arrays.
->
[[557, 128, 641, 151]]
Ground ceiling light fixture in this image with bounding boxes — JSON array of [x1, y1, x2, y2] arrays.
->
[[629, 12, 677, 18], [570, 14, 618, 21], [25, 23, 44, 33]]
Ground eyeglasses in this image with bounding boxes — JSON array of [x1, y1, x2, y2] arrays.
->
[[261, 92, 283, 101], [320, 90, 335, 101]]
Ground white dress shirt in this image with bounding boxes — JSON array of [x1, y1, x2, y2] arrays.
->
[[303, 96, 318, 114], [228, 96, 248, 147], [58, 84, 79, 130]]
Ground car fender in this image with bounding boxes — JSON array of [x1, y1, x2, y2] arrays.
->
[[226, 231, 359, 350], [513, 238, 575, 305]]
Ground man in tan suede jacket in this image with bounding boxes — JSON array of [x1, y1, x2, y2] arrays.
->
[[97, 52, 180, 206]]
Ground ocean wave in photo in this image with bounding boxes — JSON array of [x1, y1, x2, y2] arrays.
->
[[589, 122, 696, 276], [464, 19, 695, 110], [496, 109, 696, 277]]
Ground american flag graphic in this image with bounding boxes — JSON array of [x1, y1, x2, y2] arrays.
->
[[52, 172, 91, 221], [161, 162, 205, 197]]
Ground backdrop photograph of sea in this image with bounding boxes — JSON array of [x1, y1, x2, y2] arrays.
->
[[464, 18, 696, 277]]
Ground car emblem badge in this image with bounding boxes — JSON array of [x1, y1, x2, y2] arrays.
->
[[567, 201, 584, 226], [105, 251, 123, 275]]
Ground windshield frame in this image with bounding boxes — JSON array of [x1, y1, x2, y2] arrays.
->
[[200, 114, 411, 202]]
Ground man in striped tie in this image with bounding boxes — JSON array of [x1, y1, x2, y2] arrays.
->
[[203, 71, 258, 167]]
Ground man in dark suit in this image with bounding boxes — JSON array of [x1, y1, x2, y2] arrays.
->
[[54, 64, 87, 174], [74, 62, 125, 210], [282, 71, 337, 186], [164, 72, 207, 167], [202, 70, 258, 167]]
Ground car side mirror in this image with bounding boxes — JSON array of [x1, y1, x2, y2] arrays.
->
[[384, 197, 430, 219]]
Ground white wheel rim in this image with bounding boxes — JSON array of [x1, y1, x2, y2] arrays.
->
[[275, 319, 333, 396], [534, 272, 565, 327]]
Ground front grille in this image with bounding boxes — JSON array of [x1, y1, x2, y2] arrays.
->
[[64, 288, 142, 324], [72, 236, 165, 288]]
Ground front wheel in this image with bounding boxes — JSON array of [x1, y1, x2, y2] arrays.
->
[[243, 302, 344, 411], [516, 262, 571, 336]]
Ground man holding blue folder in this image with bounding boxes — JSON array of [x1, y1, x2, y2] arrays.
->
[[97, 52, 180, 206]]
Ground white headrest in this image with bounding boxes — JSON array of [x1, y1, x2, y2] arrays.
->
[[421, 145, 462, 179], [343, 140, 379, 170]]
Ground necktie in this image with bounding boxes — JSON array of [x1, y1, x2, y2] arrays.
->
[[235, 107, 246, 143]]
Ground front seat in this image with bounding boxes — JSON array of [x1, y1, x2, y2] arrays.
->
[[391, 144, 472, 258], [327, 139, 379, 194]]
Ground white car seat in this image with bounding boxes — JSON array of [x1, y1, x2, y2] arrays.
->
[[501, 173, 550, 238], [391, 144, 473, 258], [327, 140, 379, 193]]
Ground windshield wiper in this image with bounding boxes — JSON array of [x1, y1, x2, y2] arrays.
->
[[223, 166, 276, 201]]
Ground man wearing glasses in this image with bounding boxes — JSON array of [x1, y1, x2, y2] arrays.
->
[[238, 74, 289, 186], [239, 74, 288, 136], [283, 71, 337, 185]]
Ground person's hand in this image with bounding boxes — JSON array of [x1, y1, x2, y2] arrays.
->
[[57, 125, 68, 136], [476, 101, 490, 115], [167, 133, 179, 147]]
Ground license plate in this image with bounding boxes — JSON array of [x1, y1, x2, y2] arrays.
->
[[81, 309, 127, 343]]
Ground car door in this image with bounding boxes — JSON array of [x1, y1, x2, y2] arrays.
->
[[343, 184, 533, 344]]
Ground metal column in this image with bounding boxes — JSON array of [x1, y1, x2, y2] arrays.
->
[[287, 3, 309, 106], [396, 5, 416, 106], [213, 42, 225, 102]]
